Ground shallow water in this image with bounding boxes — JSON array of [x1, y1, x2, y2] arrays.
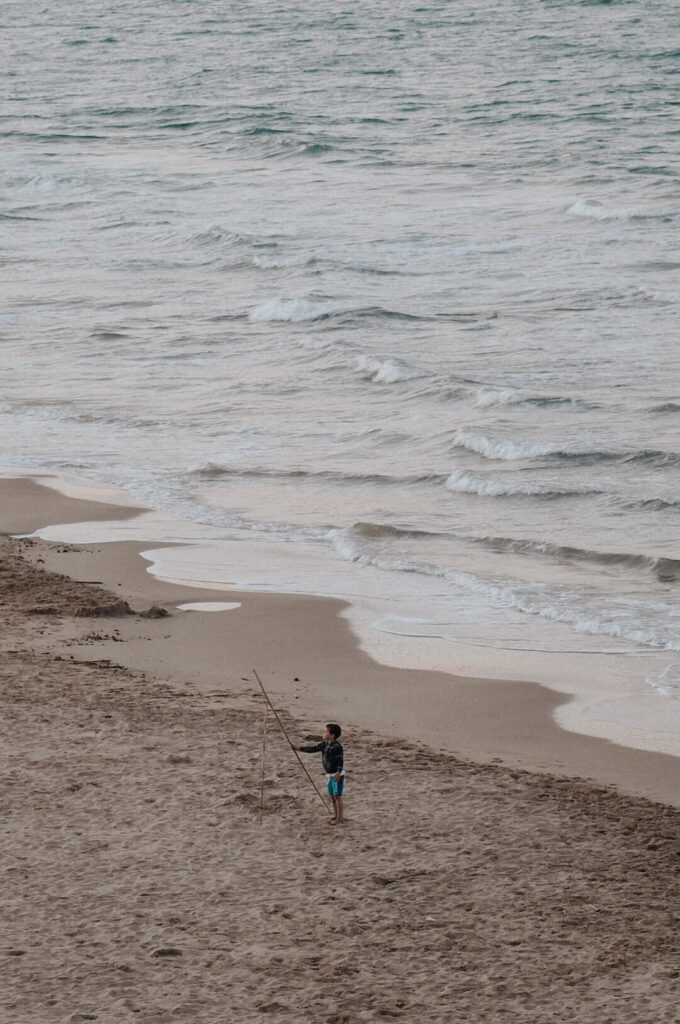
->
[[2, 1, 679, 748]]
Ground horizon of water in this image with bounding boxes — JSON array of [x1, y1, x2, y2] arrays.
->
[[2, 0, 679, 754]]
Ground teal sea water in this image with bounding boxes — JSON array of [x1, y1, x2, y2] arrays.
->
[[2, 1, 679, 746]]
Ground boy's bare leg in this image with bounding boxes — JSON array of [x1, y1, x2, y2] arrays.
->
[[329, 794, 338, 821], [335, 796, 344, 823]]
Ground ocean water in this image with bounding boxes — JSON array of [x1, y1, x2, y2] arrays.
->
[[2, 0, 679, 751]]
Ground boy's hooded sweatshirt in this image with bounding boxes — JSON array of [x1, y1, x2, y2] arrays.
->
[[299, 739, 344, 775]]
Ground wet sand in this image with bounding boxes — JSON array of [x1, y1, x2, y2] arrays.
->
[[2, 476, 680, 1022]]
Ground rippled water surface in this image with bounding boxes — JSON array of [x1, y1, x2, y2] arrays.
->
[[2, 1, 680, 736]]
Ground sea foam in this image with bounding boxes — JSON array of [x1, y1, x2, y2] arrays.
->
[[471, 388, 527, 408], [356, 354, 422, 384], [445, 470, 583, 498], [452, 431, 574, 461]]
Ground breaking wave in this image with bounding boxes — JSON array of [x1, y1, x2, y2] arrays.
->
[[445, 469, 592, 498], [566, 198, 673, 221], [356, 354, 423, 384], [452, 431, 680, 466], [249, 298, 488, 325], [471, 388, 527, 408], [451, 431, 585, 461]]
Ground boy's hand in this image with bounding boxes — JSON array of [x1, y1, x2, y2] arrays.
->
[[334, 772, 342, 781]]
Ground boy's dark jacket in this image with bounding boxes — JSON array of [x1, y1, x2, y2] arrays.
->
[[299, 739, 344, 774]]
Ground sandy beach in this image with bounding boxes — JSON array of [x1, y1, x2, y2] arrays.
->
[[3, 476, 680, 1023]]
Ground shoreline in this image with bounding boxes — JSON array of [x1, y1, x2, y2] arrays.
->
[[9, 468, 678, 763], [3, 474, 680, 807]]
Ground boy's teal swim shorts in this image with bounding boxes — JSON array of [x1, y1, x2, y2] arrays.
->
[[327, 776, 344, 797]]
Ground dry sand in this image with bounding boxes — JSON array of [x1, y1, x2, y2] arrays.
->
[[2, 478, 680, 1023]]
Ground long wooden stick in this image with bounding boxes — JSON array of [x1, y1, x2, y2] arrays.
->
[[259, 700, 267, 824], [253, 669, 331, 813]]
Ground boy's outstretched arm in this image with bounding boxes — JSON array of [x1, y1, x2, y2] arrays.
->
[[298, 741, 324, 753]]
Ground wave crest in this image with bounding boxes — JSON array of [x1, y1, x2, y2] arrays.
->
[[452, 431, 576, 461], [356, 355, 423, 384], [471, 388, 526, 408], [567, 198, 672, 222], [445, 469, 588, 498], [452, 431, 680, 467]]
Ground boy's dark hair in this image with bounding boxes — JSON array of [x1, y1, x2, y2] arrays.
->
[[326, 722, 342, 739]]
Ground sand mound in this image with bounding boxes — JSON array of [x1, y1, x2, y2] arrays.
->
[[0, 539, 157, 618], [0, 538, 134, 618]]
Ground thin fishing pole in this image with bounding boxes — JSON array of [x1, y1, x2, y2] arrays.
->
[[253, 669, 331, 813], [259, 699, 267, 824]]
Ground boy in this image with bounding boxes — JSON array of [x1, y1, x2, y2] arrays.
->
[[299, 723, 345, 824]]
